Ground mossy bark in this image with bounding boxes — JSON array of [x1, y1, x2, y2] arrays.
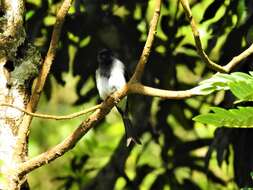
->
[[0, 0, 41, 189]]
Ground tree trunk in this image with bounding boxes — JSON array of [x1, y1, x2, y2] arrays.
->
[[0, 0, 41, 189]]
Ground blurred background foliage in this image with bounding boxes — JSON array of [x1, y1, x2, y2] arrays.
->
[[25, 0, 253, 189]]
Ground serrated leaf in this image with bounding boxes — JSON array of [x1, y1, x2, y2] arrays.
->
[[196, 72, 253, 102], [194, 113, 224, 127], [229, 81, 253, 101], [193, 107, 253, 128]]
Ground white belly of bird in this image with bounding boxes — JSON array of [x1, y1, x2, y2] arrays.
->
[[96, 59, 126, 100]]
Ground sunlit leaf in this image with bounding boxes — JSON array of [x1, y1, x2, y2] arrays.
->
[[193, 107, 253, 127], [195, 72, 253, 102]]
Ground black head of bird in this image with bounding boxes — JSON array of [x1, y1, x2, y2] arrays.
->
[[97, 49, 114, 65]]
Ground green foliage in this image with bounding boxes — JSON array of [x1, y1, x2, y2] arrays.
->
[[194, 72, 253, 128], [194, 107, 253, 127], [193, 72, 253, 102]]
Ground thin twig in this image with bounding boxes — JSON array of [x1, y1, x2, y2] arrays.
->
[[130, 0, 162, 82], [18, 81, 204, 176], [0, 103, 101, 120]]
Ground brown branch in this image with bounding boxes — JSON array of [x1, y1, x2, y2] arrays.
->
[[128, 83, 195, 99], [16, 0, 253, 178], [179, 0, 227, 73], [18, 81, 202, 175], [180, 0, 253, 73], [14, 0, 73, 163], [17, 81, 202, 175], [0, 103, 101, 120], [30, 0, 73, 110], [15, 0, 253, 179], [223, 43, 253, 72], [130, 0, 162, 82], [17, 0, 162, 176], [18, 86, 128, 176]]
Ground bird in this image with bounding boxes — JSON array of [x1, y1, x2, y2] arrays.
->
[[95, 49, 141, 147]]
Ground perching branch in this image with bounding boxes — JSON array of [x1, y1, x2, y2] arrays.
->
[[17, 0, 162, 176], [179, 0, 253, 73], [18, 86, 128, 176], [0, 103, 101, 120], [18, 0, 253, 179], [128, 83, 195, 99], [18, 81, 204, 175], [130, 0, 162, 83]]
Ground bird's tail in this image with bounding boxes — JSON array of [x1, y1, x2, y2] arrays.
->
[[122, 116, 141, 147]]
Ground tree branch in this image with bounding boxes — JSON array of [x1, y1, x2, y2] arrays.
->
[[17, 0, 161, 176], [18, 86, 128, 176], [15, 0, 73, 164], [179, 0, 226, 73], [30, 0, 73, 110], [18, 79, 203, 175], [129, 0, 162, 83], [16, 0, 253, 178], [128, 83, 195, 99], [223, 43, 253, 72], [0, 103, 101, 120], [179, 0, 253, 73]]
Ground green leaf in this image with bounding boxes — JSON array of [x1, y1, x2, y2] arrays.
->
[[195, 72, 253, 102], [193, 107, 253, 128]]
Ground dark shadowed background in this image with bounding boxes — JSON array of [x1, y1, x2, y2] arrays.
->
[[25, 0, 253, 189]]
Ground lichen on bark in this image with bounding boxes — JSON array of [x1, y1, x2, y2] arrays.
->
[[11, 44, 41, 88], [0, 1, 42, 189]]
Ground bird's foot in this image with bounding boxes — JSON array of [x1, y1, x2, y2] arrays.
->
[[114, 96, 121, 105]]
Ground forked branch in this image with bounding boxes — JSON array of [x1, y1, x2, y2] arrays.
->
[[18, 0, 162, 176], [17, 0, 253, 179], [179, 0, 253, 73]]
